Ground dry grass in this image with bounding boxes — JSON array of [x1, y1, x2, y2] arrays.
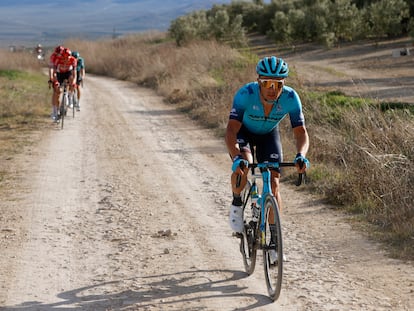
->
[[0, 49, 50, 184], [1, 33, 412, 259], [65, 33, 253, 131]]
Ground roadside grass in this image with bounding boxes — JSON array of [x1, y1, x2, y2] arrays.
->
[[3, 34, 412, 259], [0, 49, 50, 186]]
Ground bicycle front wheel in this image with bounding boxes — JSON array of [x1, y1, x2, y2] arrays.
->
[[262, 194, 283, 301], [72, 94, 76, 118], [239, 181, 258, 275], [72, 90, 79, 118], [60, 95, 67, 129]]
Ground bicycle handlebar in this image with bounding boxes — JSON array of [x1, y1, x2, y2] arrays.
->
[[238, 161, 306, 186]]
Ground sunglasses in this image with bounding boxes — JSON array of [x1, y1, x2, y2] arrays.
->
[[258, 79, 285, 89]]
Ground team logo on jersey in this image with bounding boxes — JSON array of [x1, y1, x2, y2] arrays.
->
[[270, 153, 279, 160], [230, 108, 238, 118], [276, 104, 282, 111]]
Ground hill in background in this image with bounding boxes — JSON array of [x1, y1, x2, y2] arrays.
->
[[0, 0, 230, 48]]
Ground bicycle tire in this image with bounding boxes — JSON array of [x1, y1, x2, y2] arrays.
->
[[239, 180, 258, 275], [72, 93, 76, 118], [72, 88, 79, 118], [60, 94, 67, 129], [262, 193, 283, 301]]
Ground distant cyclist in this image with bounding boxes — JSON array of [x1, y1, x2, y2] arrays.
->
[[48, 45, 64, 121], [71, 51, 85, 111], [225, 56, 310, 259], [50, 48, 77, 121]]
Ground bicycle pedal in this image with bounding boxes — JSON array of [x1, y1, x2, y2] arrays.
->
[[233, 232, 243, 238]]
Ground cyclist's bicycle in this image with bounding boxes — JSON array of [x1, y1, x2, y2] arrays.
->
[[58, 80, 70, 129], [236, 157, 305, 301], [70, 86, 79, 118]]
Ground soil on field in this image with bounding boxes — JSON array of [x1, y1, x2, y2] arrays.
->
[[0, 38, 413, 310]]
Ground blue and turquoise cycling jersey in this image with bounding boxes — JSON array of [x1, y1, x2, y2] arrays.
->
[[76, 57, 85, 72], [229, 82, 305, 135]]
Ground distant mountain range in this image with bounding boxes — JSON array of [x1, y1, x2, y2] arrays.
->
[[0, 0, 231, 48]]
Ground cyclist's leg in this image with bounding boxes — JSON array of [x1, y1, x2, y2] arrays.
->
[[76, 71, 81, 101], [230, 126, 254, 196], [67, 71, 75, 107], [229, 127, 252, 233], [56, 73, 69, 119], [255, 127, 283, 213], [52, 80, 61, 121], [75, 74, 81, 109]]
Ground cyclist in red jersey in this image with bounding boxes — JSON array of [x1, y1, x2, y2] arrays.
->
[[50, 48, 77, 121], [48, 45, 64, 120]]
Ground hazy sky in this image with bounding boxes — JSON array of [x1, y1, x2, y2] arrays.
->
[[0, 0, 231, 47]]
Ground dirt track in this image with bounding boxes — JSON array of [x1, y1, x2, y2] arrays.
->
[[278, 37, 414, 104], [0, 73, 413, 310]]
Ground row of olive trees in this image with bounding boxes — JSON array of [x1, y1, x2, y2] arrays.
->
[[169, 9, 247, 47], [169, 0, 413, 47]]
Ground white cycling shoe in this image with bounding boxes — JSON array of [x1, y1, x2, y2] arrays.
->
[[269, 249, 287, 264], [229, 205, 244, 233]]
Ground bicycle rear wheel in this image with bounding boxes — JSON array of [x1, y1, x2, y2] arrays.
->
[[262, 193, 283, 301], [239, 181, 258, 275]]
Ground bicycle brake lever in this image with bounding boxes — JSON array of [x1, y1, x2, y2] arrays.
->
[[235, 161, 246, 188], [295, 172, 305, 186], [295, 159, 306, 186]]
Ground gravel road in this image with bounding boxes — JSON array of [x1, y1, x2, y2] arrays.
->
[[0, 75, 413, 310]]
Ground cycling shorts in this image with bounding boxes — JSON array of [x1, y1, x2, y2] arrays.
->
[[56, 72, 72, 85], [237, 125, 283, 172]]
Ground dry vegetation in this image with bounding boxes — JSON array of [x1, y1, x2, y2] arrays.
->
[[66, 33, 249, 130], [1, 32, 413, 259], [0, 49, 50, 184]]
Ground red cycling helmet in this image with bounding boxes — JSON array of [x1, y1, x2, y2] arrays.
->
[[54, 45, 64, 54], [62, 48, 71, 58]]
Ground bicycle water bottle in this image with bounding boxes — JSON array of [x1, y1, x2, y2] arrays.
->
[[251, 184, 260, 222]]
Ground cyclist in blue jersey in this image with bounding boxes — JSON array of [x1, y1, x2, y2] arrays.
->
[[225, 56, 310, 236], [71, 51, 85, 111]]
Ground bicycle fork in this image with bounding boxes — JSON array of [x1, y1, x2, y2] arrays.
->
[[260, 168, 273, 248]]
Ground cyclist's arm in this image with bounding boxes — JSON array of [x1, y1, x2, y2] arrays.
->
[[48, 65, 56, 81], [48, 54, 57, 81], [225, 119, 243, 159], [288, 90, 309, 159], [293, 125, 309, 172]]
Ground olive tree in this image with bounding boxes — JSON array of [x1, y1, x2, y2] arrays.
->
[[169, 11, 209, 46], [327, 0, 363, 42], [366, 0, 410, 38]]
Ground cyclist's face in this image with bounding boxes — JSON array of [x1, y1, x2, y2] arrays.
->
[[258, 76, 284, 101]]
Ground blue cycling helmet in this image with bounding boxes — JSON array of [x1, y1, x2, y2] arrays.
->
[[72, 51, 79, 58], [256, 56, 289, 78]]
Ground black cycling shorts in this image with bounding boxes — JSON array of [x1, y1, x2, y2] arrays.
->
[[237, 125, 283, 170], [56, 72, 72, 85]]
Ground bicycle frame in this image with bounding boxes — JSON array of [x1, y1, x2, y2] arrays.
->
[[258, 166, 273, 247], [238, 160, 303, 301], [247, 162, 293, 247]]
